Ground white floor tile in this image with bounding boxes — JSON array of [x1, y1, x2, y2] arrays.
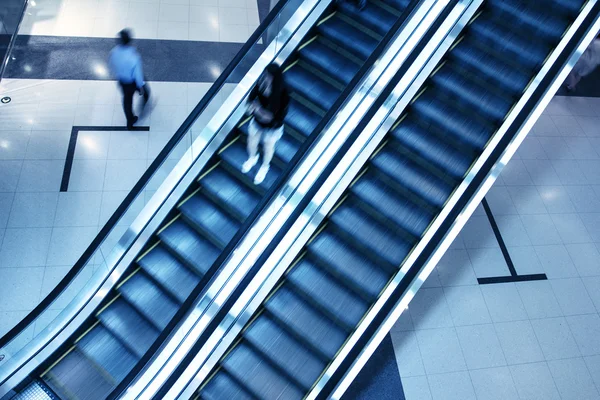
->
[[495, 215, 532, 247], [73, 104, 115, 126], [516, 280, 563, 319], [436, 249, 477, 287], [544, 98, 572, 117], [401, 376, 432, 400], [576, 116, 600, 137], [581, 213, 600, 242], [0, 161, 23, 192], [40, 264, 95, 309], [0, 131, 30, 161], [538, 137, 575, 160], [509, 362, 561, 400], [534, 244, 579, 279], [189, 22, 220, 41], [551, 158, 589, 185], [409, 288, 453, 330], [469, 367, 519, 400], [551, 278, 596, 316], [427, 371, 476, 400], [583, 277, 600, 313], [531, 317, 581, 360], [566, 243, 600, 277], [107, 130, 149, 160], [8, 192, 59, 228], [99, 190, 146, 227], [0, 228, 52, 268], [460, 215, 498, 249], [389, 329, 425, 378], [158, 21, 190, 40], [0, 310, 29, 337], [16, 160, 64, 192], [467, 247, 508, 279], [507, 185, 548, 215], [536, 186, 576, 214], [485, 187, 519, 215], [46, 227, 98, 266], [444, 285, 491, 326], [75, 130, 111, 160], [219, 24, 249, 43], [548, 358, 600, 400], [522, 159, 563, 186], [494, 320, 545, 365], [391, 308, 414, 332], [515, 136, 548, 160], [25, 130, 71, 160], [69, 160, 106, 192], [579, 160, 600, 185], [584, 355, 600, 393], [520, 214, 563, 246], [103, 159, 147, 191], [54, 192, 102, 227], [218, 6, 247, 25], [550, 213, 592, 244], [565, 185, 600, 213], [33, 103, 76, 130], [456, 324, 506, 369], [481, 283, 528, 323], [566, 137, 600, 159], [0, 267, 44, 311], [508, 246, 544, 276], [416, 328, 467, 375], [567, 314, 600, 357], [0, 193, 15, 229], [500, 159, 534, 186]]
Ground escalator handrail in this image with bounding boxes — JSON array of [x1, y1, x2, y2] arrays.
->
[[321, 1, 600, 398], [114, 0, 437, 397], [152, 2, 464, 399], [0, 0, 304, 352]]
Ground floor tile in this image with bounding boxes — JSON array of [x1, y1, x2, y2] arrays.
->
[[494, 214, 532, 247], [536, 186, 576, 214], [508, 246, 544, 276], [391, 308, 414, 332], [584, 355, 600, 393], [219, 23, 249, 43], [416, 328, 467, 375], [107, 130, 149, 160], [54, 192, 102, 227], [520, 214, 563, 246], [551, 158, 589, 185], [0, 267, 44, 311], [565, 185, 600, 213], [0, 193, 15, 229], [0, 228, 52, 268], [436, 249, 477, 287], [576, 116, 600, 137], [566, 137, 600, 159], [583, 277, 600, 313], [0, 131, 30, 160], [534, 244, 579, 279], [189, 22, 220, 41], [444, 285, 491, 326], [467, 247, 508, 279], [469, 367, 519, 400], [548, 358, 599, 400], [551, 213, 593, 244], [401, 376, 432, 400], [500, 159, 534, 185], [567, 314, 600, 357], [40, 264, 95, 310], [509, 362, 561, 400], [566, 243, 600, 277], [8, 192, 59, 228], [74, 130, 111, 160], [579, 160, 600, 185], [68, 159, 107, 192], [522, 159, 562, 186], [538, 137, 575, 160], [531, 317, 581, 360], [427, 371, 476, 400], [25, 130, 71, 160], [581, 213, 600, 242], [507, 185, 548, 215], [515, 136, 548, 160], [494, 320, 544, 365], [409, 288, 454, 330], [532, 115, 560, 136], [516, 280, 563, 319], [16, 160, 63, 192], [46, 227, 98, 266], [460, 215, 498, 249], [0, 160, 23, 192], [456, 324, 506, 369], [485, 187, 518, 215], [0, 310, 29, 337], [159, 4, 190, 21], [389, 329, 425, 378], [103, 159, 146, 191], [481, 283, 528, 323], [550, 278, 596, 316]]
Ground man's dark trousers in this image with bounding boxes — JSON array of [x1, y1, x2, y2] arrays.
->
[[119, 81, 150, 128]]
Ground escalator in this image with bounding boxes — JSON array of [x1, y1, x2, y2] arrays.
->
[[196, 0, 591, 399], [6, 0, 416, 399]]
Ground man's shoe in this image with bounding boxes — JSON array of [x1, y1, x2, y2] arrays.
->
[[127, 116, 139, 130]]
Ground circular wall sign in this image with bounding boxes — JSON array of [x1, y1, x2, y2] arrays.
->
[[1, 97, 10, 104]]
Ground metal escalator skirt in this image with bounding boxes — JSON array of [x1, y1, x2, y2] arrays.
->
[[0, 0, 327, 395], [156, 2, 461, 399], [325, 1, 600, 399]]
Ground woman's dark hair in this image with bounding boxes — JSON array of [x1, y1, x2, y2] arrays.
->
[[119, 29, 132, 45], [263, 62, 286, 99]]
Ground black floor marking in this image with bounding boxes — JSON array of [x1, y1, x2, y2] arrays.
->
[[60, 125, 150, 192], [477, 198, 548, 285]]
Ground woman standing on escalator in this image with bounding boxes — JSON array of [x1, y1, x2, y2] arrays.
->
[[242, 63, 290, 185]]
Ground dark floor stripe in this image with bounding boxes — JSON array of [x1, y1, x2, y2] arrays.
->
[[61, 125, 150, 192], [5, 36, 253, 82], [343, 335, 405, 400]]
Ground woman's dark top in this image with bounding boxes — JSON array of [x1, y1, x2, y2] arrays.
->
[[248, 83, 290, 129]]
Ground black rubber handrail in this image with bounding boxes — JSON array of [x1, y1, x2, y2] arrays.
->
[[0, 0, 301, 352], [320, 3, 600, 397], [149, 1, 455, 398]]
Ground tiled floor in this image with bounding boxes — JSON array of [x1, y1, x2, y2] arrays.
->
[[391, 95, 600, 399], [19, 0, 260, 42], [0, 78, 218, 339]]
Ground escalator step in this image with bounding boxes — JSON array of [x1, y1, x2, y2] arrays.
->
[[337, 0, 397, 37], [137, 244, 200, 303], [202, 371, 256, 400], [285, 64, 341, 111], [351, 173, 432, 238], [44, 349, 114, 400], [119, 272, 179, 330], [244, 316, 325, 390], [391, 118, 473, 179], [372, 147, 453, 208], [330, 203, 412, 267], [97, 297, 159, 358], [158, 219, 221, 276], [223, 344, 304, 400], [77, 325, 138, 383], [381, 0, 410, 12], [201, 166, 261, 221], [450, 38, 530, 95], [266, 287, 347, 359], [317, 14, 378, 61], [412, 90, 493, 150], [288, 259, 368, 330], [469, 13, 550, 70], [179, 192, 240, 249], [308, 231, 390, 299], [298, 38, 360, 86], [430, 65, 513, 122], [219, 139, 282, 192], [285, 99, 321, 139]]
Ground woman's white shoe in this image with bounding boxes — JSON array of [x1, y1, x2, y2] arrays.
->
[[242, 155, 259, 173], [254, 164, 270, 185]]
